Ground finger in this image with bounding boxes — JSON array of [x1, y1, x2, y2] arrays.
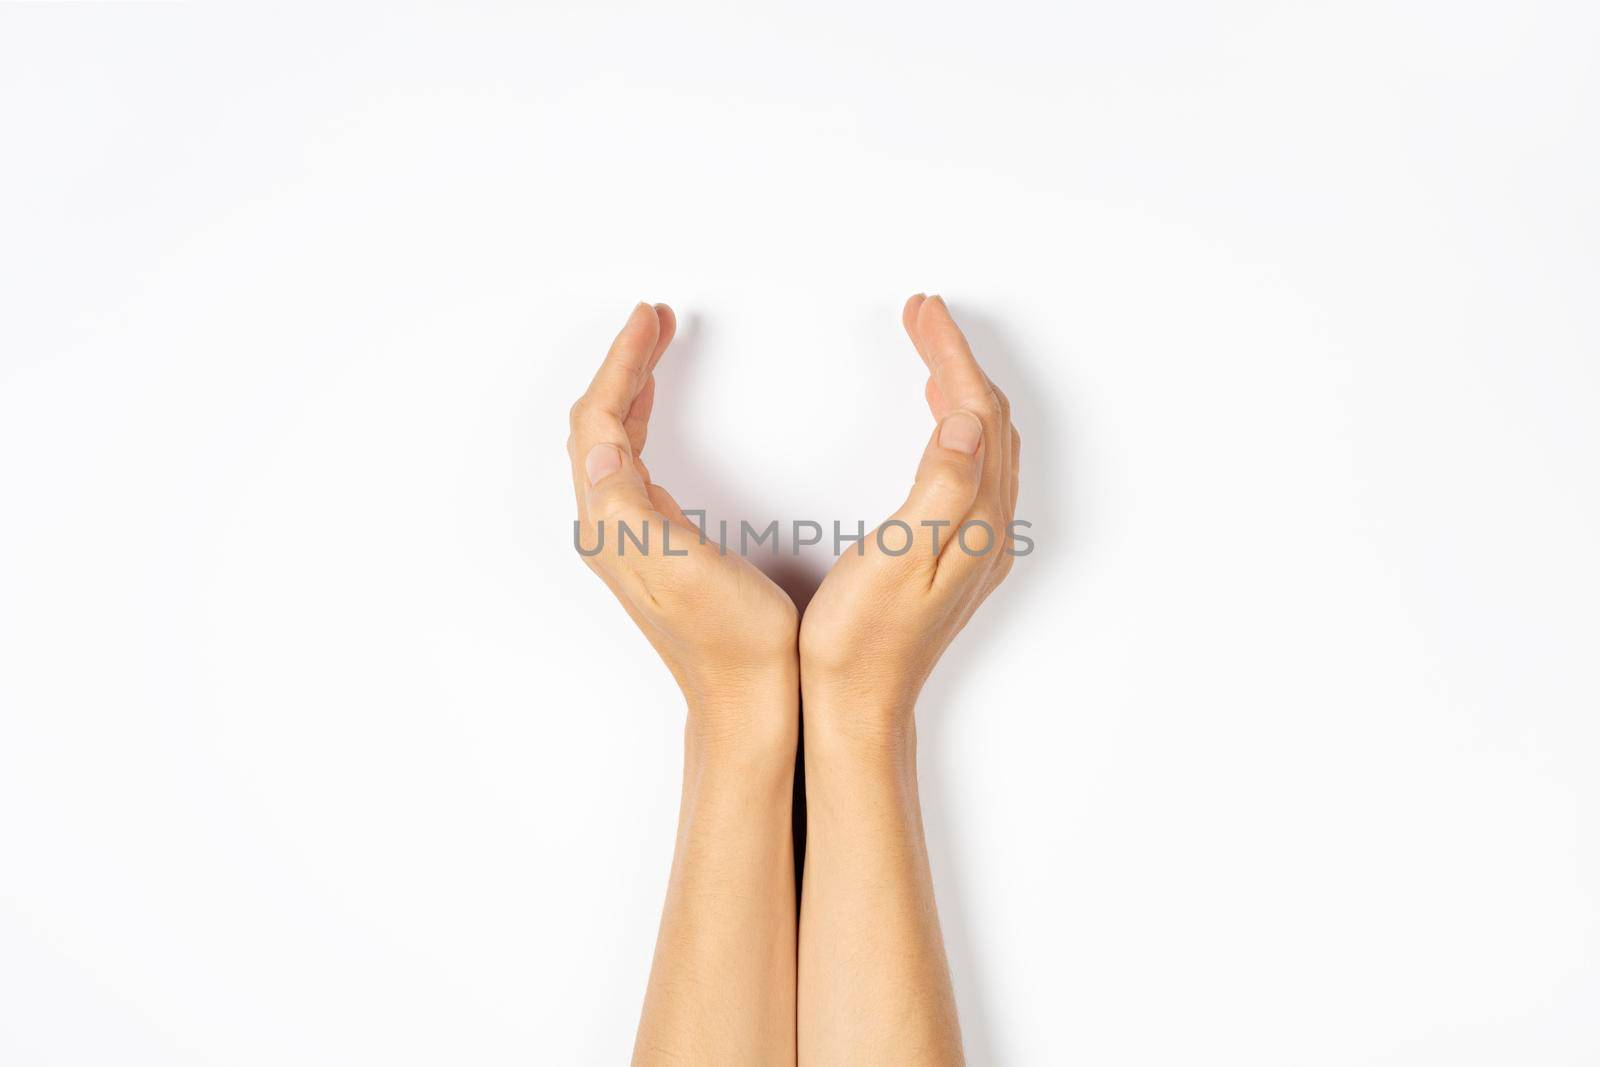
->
[[623, 374, 656, 454], [886, 411, 986, 566], [990, 424, 1021, 571], [910, 292, 1001, 391], [924, 376, 949, 420], [991, 426, 1023, 586], [584, 302, 661, 418], [991, 380, 1013, 512], [581, 442, 656, 524], [914, 296, 1010, 521], [624, 305, 675, 455], [915, 295, 995, 418], [569, 303, 663, 524], [646, 304, 676, 374], [902, 293, 932, 369], [1009, 425, 1021, 515]]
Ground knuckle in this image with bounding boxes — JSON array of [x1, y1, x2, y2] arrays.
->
[[587, 488, 637, 523], [964, 508, 1004, 542], [920, 463, 975, 501], [973, 391, 1004, 423]]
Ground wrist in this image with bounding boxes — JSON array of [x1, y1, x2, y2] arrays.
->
[[799, 679, 918, 772], [683, 665, 799, 769]]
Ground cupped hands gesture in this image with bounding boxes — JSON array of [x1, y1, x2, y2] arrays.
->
[[566, 292, 1022, 1067], [568, 294, 1020, 746]]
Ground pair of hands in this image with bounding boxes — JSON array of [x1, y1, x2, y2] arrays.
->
[[567, 295, 1020, 750]]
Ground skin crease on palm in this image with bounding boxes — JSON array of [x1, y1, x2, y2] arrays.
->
[[567, 293, 1020, 1065]]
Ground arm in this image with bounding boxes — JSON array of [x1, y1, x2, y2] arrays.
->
[[634, 689, 798, 1063], [797, 294, 1021, 1064], [566, 302, 800, 1065]]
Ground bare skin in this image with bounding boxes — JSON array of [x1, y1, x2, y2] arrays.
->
[[797, 295, 1019, 1064], [568, 295, 1020, 1065], [568, 303, 800, 1064]]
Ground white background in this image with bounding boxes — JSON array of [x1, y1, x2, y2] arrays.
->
[[2, 3, 1597, 1064]]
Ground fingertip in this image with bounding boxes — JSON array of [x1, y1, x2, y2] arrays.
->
[[616, 301, 660, 350], [904, 295, 934, 368], [916, 294, 977, 373]]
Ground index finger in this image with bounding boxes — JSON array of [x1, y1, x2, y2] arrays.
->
[[582, 303, 668, 415], [912, 295, 996, 415], [904, 296, 1012, 542], [568, 303, 670, 525], [582, 301, 663, 418]]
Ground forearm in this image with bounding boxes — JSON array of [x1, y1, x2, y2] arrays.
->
[[797, 700, 963, 1065], [633, 691, 799, 1066]]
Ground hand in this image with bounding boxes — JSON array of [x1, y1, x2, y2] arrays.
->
[[572, 305, 802, 1062], [568, 302, 799, 751], [799, 294, 1021, 747]]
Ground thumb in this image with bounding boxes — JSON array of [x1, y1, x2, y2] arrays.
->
[[890, 410, 985, 554], [583, 442, 656, 523]]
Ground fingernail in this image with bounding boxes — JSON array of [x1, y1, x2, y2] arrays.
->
[[585, 443, 624, 485], [938, 411, 983, 455]]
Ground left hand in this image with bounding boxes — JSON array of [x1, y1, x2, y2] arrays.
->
[[567, 302, 799, 748], [798, 295, 1022, 747]]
